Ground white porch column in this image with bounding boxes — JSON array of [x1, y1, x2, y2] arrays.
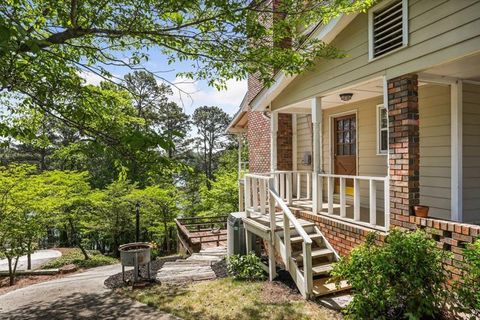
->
[[451, 80, 463, 222], [270, 111, 278, 173], [311, 97, 322, 214]]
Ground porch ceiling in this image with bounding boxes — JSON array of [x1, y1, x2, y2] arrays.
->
[[276, 78, 384, 114], [422, 52, 480, 82]]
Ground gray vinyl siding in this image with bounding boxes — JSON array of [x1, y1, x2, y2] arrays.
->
[[419, 84, 451, 220], [463, 83, 480, 223], [271, 0, 480, 110]]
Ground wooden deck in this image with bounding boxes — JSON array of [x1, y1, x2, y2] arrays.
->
[[176, 216, 228, 254]]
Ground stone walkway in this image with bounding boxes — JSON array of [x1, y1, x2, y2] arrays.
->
[[156, 247, 226, 284]]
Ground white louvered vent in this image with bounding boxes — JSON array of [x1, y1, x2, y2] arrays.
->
[[370, 0, 407, 59]]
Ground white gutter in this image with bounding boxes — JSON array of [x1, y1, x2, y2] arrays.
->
[[251, 13, 358, 112]]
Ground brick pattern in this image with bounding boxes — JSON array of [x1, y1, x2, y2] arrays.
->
[[295, 208, 480, 281], [277, 113, 293, 171], [247, 111, 271, 173], [388, 74, 420, 225]]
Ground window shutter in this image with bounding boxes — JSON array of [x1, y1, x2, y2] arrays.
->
[[372, 0, 404, 58]]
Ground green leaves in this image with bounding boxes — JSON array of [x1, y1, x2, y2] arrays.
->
[[227, 252, 266, 281], [331, 229, 450, 319]]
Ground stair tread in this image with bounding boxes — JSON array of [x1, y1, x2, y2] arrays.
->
[[312, 277, 351, 297], [288, 233, 322, 243], [312, 262, 334, 275], [294, 248, 333, 259]]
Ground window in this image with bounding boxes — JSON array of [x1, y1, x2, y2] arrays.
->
[[368, 0, 408, 60], [377, 105, 388, 154]]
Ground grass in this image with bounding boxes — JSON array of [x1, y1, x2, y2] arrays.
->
[[42, 248, 118, 269], [124, 278, 341, 320]]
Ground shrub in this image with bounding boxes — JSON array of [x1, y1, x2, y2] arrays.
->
[[42, 249, 118, 269], [331, 229, 449, 320], [453, 239, 480, 319], [227, 253, 266, 281]]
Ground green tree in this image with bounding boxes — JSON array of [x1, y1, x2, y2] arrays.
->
[[192, 106, 231, 189], [129, 186, 180, 253], [0, 0, 374, 143]]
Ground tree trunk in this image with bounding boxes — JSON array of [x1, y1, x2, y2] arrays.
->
[[27, 245, 32, 270], [68, 218, 89, 260], [7, 256, 19, 286]]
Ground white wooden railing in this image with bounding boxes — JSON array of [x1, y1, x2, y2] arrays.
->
[[243, 173, 313, 298], [272, 171, 312, 204], [318, 173, 390, 232]]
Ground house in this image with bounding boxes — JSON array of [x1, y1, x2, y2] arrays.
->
[[227, 0, 480, 299]]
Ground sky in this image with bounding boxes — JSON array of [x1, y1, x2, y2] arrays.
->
[[79, 52, 248, 117]]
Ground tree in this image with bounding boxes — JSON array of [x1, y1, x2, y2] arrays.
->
[[0, 164, 47, 285], [0, 0, 374, 142], [129, 186, 180, 253], [37, 170, 94, 260], [192, 106, 231, 189]]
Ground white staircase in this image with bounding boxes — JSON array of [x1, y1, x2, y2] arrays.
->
[[243, 174, 350, 299]]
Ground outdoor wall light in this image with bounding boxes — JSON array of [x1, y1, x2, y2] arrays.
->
[[339, 93, 353, 102]]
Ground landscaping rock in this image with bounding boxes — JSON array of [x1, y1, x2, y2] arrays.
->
[[211, 258, 228, 278], [59, 264, 78, 274], [104, 255, 182, 289]]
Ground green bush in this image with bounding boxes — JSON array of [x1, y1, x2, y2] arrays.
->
[[42, 249, 118, 269], [227, 253, 266, 281], [331, 229, 449, 320], [453, 239, 480, 319]]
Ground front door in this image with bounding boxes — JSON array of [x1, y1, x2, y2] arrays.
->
[[333, 114, 357, 194]]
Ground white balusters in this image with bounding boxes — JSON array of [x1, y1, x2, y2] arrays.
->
[[353, 178, 360, 221], [369, 179, 377, 226], [340, 177, 346, 218], [327, 176, 334, 214]]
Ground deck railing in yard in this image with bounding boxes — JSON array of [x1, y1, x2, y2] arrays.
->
[[175, 216, 228, 254]]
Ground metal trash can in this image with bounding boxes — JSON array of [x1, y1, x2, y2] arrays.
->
[[227, 212, 246, 257]]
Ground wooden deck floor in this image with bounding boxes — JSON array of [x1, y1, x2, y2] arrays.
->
[[290, 199, 386, 228]]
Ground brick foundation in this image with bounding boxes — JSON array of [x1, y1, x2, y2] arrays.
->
[[295, 208, 480, 281]]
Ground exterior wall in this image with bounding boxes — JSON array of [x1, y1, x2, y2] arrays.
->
[[419, 84, 451, 219], [463, 82, 480, 223], [296, 114, 313, 171], [277, 113, 293, 170], [271, 0, 480, 110]]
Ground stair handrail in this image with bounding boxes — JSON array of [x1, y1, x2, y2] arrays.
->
[[269, 187, 313, 298]]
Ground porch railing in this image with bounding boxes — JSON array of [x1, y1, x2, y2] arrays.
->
[[317, 173, 390, 232], [272, 170, 312, 204]]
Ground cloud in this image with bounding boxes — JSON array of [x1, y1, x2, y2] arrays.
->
[[78, 70, 105, 86], [168, 77, 247, 115]]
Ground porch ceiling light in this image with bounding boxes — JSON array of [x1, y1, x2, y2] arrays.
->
[[339, 93, 353, 102]]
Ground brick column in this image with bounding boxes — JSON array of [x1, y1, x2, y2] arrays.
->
[[388, 74, 419, 228], [277, 113, 293, 171]]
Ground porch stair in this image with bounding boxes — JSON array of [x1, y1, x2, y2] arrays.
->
[[242, 174, 350, 299]]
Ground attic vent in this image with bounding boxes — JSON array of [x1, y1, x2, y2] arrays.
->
[[369, 0, 408, 59]]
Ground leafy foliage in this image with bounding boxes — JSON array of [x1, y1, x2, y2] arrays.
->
[[331, 229, 449, 320], [227, 253, 266, 281], [453, 239, 480, 319], [41, 249, 117, 269]]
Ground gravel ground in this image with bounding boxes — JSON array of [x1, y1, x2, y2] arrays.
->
[[211, 258, 228, 278], [104, 255, 182, 289]]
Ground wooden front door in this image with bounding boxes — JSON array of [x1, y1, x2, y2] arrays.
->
[[333, 114, 357, 194]]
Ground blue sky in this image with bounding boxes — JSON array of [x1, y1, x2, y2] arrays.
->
[[80, 48, 248, 116]]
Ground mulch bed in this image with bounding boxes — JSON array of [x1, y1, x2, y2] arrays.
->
[[211, 258, 228, 278], [104, 255, 182, 289]]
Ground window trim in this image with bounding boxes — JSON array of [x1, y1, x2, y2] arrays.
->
[[368, 0, 409, 61], [377, 104, 388, 155]]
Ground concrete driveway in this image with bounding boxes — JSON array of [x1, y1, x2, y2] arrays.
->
[[0, 264, 179, 319], [0, 249, 62, 271]]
